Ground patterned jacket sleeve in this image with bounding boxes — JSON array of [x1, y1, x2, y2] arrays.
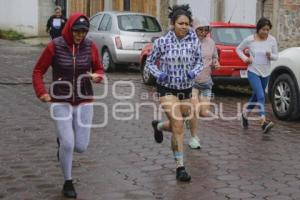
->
[[191, 42, 204, 76], [146, 39, 162, 78]]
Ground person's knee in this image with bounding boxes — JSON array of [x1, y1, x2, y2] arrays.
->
[[200, 109, 210, 117], [74, 143, 88, 153], [171, 120, 183, 134], [61, 141, 74, 153], [256, 93, 265, 104]]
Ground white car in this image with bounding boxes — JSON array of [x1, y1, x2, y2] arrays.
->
[[268, 47, 300, 120], [87, 11, 162, 72]]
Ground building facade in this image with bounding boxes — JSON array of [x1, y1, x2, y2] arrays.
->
[[0, 0, 54, 36], [256, 0, 300, 50], [0, 0, 299, 50]]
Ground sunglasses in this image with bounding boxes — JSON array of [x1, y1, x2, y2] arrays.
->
[[196, 27, 210, 32]]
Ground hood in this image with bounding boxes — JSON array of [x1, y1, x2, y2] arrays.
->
[[192, 17, 210, 30], [61, 13, 89, 45]]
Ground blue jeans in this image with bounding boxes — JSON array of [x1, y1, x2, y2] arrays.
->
[[246, 71, 270, 117], [193, 82, 213, 98]]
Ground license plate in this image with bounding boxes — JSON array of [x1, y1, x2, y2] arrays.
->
[[134, 42, 147, 50], [240, 70, 248, 78]]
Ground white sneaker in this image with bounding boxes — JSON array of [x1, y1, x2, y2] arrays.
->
[[188, 137, 201, 149]]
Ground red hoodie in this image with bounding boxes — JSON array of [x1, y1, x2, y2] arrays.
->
[[32, 13, 104, 101]]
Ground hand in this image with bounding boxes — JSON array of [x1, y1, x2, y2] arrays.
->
[[214, 63, 221, 70], [87, 72, 102, 82], [39, 93, 51, 102], [266, 52, 271, 60], [187, 71, 195, 79], [158, 72, 168, 82], [211, 60, 220, 70], [245, 58, 253, 65]]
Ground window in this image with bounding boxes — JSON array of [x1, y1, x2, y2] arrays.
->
[[124, 0, 130, 11], [211, 27, 255, 46], [117, 15, 161, 32], [98, 14, 112, 31], [89, 14, 102, 31]]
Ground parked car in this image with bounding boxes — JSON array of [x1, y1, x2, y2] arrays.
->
[[268, 47, 300, 120], [87, 11, 163, 72], [140, 22, 256, 85]]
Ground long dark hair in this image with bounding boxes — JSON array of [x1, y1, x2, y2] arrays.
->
[[256, 17, 272, 33], [168, 4, 192, 25]]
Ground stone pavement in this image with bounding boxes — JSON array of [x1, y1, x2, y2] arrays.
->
[[1, 39, 300, 200], [20, 37, 50, 46]]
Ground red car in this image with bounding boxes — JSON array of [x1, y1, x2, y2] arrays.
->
[[140, 22, 256, 85]]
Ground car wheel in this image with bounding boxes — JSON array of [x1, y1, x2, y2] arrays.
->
[[141, 59, 155, 85], [102, 49, 115, 72], [271, 73, 300, 120]]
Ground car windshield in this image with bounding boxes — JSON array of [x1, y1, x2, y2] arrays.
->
[[211, 27, 255, 46], [118, 15, 161, 32]]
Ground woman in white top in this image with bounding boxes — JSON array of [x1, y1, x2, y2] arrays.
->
[[236, 17, 278, 133]]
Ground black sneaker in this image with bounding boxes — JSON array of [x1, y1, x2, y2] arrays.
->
[[262, 121, 274, 134], [57, 138, 60, 161], [176, 166, 191, 182], [62, 180, 77, 198], [152, 120, 163, 143], [241, 113, 248, 129]]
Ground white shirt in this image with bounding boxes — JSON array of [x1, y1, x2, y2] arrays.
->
[[236, 34, 278, 77], [52, 18, 62, 29]]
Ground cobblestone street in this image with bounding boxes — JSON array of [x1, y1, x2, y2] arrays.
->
[[1, 39, 300, 200]]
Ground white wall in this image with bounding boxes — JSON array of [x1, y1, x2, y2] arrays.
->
[[104, 0, 112, 11], [224, 0, 256, 24], [177, 0, 212, 22], [38, 0, 55, 35], [0, 0, 39, 36], [177, 0, 257, 24]]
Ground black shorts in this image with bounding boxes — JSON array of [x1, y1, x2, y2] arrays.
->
[[157, 84, 192, 100]]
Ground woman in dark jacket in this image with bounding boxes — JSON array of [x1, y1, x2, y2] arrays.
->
[[33, 13, 104, 198], [46, 6, 67, 39]]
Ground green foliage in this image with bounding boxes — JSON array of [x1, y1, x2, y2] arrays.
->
[[0, 29, 24, 40]]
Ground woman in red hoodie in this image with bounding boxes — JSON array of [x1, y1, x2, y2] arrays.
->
[[32, 13, 104, 198]]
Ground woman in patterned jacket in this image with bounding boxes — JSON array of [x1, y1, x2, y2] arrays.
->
[[147, 4, 203, 182]]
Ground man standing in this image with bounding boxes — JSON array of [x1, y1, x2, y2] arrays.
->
[[46, 6, 67, 39]]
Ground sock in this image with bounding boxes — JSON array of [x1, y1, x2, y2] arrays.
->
[[157, 122, 164, 131], [174, 152, 184, 168]]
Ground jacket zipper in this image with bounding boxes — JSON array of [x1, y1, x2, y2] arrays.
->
[[72, 45, 76, 103]]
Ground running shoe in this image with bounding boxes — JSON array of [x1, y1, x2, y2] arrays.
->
[[241, 113, 248, 129], [62, 180, 77, 198], [176, 166, 191, 182], [262, 121, 274, 134], [188, 136, 201, 149], [152, 120, 163, 143]]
